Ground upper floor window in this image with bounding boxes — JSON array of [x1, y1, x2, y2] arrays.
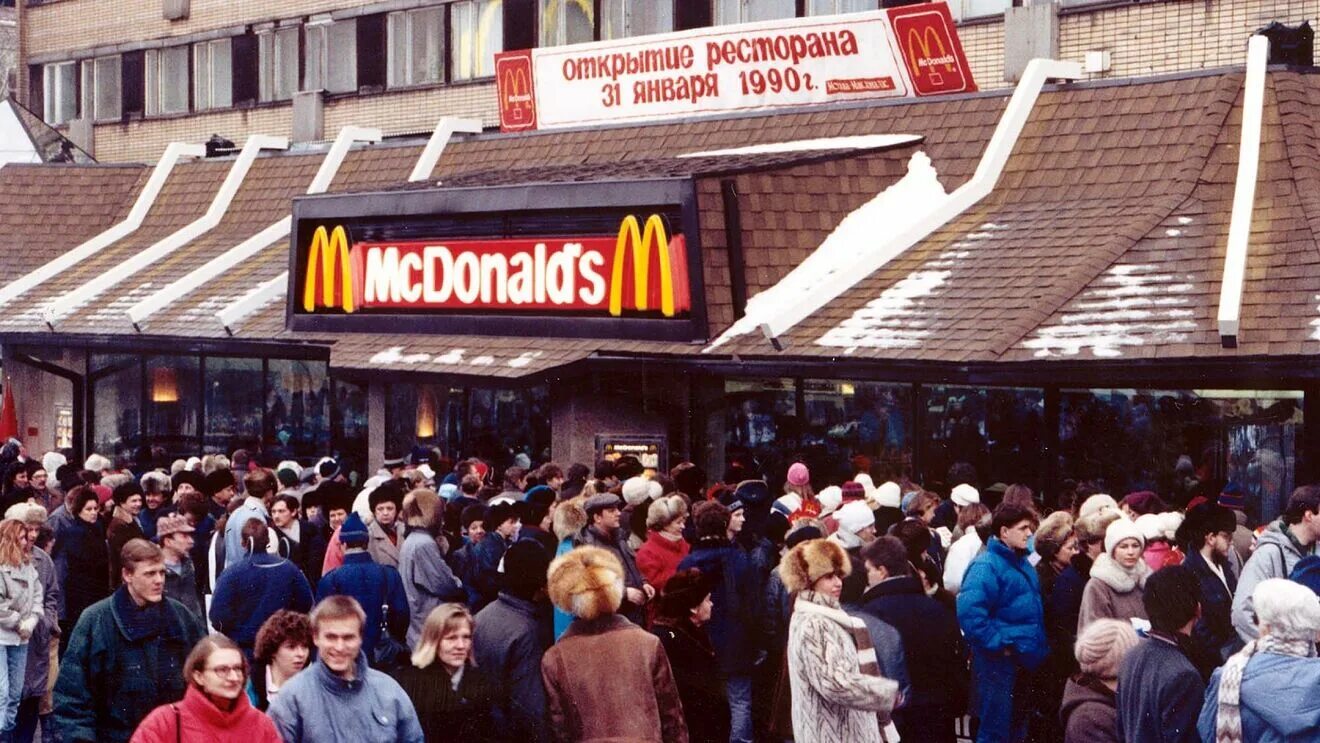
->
[[948, 0, 1012, 21], [306, 16, 359, 93], [80, 55, 121, 121], [601, 0, 673, 40], [42, 61, 77, 125], [388, 7, 443, 88], [715, 0, 795, 24], [451, 0, 503, 80], [145, 46, 189, 115], [193, 39, 233, 110], [259, 26, 300, 102], [805, 0, 876, 14], [539, 0, 594, 47]]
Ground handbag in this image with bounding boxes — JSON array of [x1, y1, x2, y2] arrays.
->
[[371, 567, 410, 671]]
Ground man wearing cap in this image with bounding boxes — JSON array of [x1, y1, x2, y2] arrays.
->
[[366, 480, 406, 569], [575, 493, 652, 624], [468, 502, 522, 612], [474, 540, 552, 741], [156, 513, 202, 621], [316, 512, 409, 662]]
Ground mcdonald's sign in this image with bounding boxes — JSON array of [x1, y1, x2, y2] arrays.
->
[[302, 225, 359, 313], [888, 3, 976, 96], [496, 51, 538, 132]]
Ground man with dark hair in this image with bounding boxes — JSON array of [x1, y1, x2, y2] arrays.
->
[[500, 466, 529, 498], [202, 468, 237, 521], [1117, 565, 1205, 743], [575, 493, 651, 624], [316, 513, 409, 663], [473, 540, 552, 741], [592, 459, 618, 491], [222, 467, 277, 573], [1177, 503, 1241, 669], [211, 518, 315, 658], [1232, 485, 1320, 641], [859, 536, 964, 743], [52, 539, 206, 742]]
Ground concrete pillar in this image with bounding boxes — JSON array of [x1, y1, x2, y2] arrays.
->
[[291, 91, 324, 144], [367, 380, 385, 473]]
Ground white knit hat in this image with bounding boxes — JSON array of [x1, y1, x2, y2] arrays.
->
[[1105, 518, 1146, 555], [1134, 513, 1165, 543], [853, 473, 878, 500], [1079, 493, 1120, 520], [1074, 618, 1139, 679], [1157, 511, 1183, 541], [835, 501, 875, 535], [817, 486, 843, 516], [875, 481, 902, 509], [622, 477, 652, 507], [951, 483, 980, 507], [41, 451, 66, 476]]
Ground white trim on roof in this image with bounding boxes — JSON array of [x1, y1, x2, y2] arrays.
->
[[0, 142, 205, 310], [125, 126, 382, 330], [40, 134, 289, 329], [218, 273, 286, 335], [408, 117, 482, 182], [1217, 35, 1269, 347], [677, 134, 924, 158]]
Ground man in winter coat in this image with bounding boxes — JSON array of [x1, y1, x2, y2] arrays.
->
[[474, 540, 552, 742], [678, 501, 760, 743], [268, 595, 423, 743], [468, 501, 521, 612], [574, 493, 653, 624], [316, 513, 409, 662], [859, 536, 964, 743], [1116, 565, 1205, 743], [52, 539, 206, 743], [955, 502, 1047, 743], [1232, 485, 1320, 641], [397, 489, 465, 649], [210, 519, 315, 657], [1177, 503, 1242, 670], [223, 468, 276, 573], [156, 513, 203, 620]]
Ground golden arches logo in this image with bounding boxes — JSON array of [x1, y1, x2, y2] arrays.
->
[[906, 26, 954, 80], [503, 67, 532, 101], [303, 225, 355, 313], [610, 214, 682, 318]]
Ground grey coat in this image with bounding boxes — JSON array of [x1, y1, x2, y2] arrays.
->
[[0, 561, 44, 646], [268, 651, 424, 743], [163, 556, 204, 621], [398, 530, 465, 648], [473, 592, 551, 742], [22, 547, 59, 699]]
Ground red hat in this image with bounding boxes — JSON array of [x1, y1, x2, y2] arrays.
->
[[840, 481, 866, 502]]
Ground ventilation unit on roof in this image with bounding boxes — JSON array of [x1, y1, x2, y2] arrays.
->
[[1256, 21, 1314, 66], [205, 134, 238, 158], [162, 0, 188, 20]]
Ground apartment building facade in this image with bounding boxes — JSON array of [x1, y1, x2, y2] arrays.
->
[[13, 0, 1318, 163]]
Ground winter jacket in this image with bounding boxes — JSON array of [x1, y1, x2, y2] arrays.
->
[[209, 552, 314, 648], [652, 617, 730, 743], [0, 560, 43, 646], [762, 565, 792, 652], [636, 531, 690, 593], [677, 537, 760, 675], [574, 525, 648, 624], [162, 555, 203, 621], [468, 531, 515, 612], [541, 614, 687, 743], [366, 519, 403, 569], [956, 537, 1048, 669], [1196, 651, 1320, 742], [223, 497, 269, 573], [52, 517, 109, 627], [787, 590, 899, 743], [399, 529, 465, 648], [1183, 547, 1241, 667], [393, 661, 502, 742], [858, 575, 966, 715], [52, 587, 207, 743], [551, 538, 574, 641], [1115, 632, 1204, 743], [129, 685, 282, 743], [277, 518, 328, 586], [828, 534, 868, 604], [317, 552, 409, 659], [942, 529, 983, 594], [107, 516, 146, 584], [21, 546, 59, 700], [1047, 553, 1093, 682], [1059, 674, 1119, 743], [1232, 520, 1314, 642], [268, 651, 424, 743], [473, 592, 551, 742], [1077, 553, 1149, 634], [1142, 541, 1183, 572]]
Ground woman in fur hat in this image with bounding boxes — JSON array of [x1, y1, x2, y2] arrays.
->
[[1077, 518, 1150, 634], [541, 546, 687, 743], [780, 538, 900, 743]]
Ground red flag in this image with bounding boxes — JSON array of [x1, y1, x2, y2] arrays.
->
[[0, 379, 17, 441]]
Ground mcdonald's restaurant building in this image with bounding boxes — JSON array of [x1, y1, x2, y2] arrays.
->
[[2, 12, 1320, 525]]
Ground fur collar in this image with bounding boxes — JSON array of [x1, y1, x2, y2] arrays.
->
[[1089, 552, 1151, 593]]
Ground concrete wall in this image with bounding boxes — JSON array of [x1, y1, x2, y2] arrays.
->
[[550, 371, 693, 470]]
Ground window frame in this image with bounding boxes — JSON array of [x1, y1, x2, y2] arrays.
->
[[192, 38, 233, 111], [387, 6, 445, 89], [42, 61, 77, 125], [79, 55, 122, 122], [258, 25, 301, 102], [450, 0, 505, 81], [145, 45, 191, 116], [304, 16, 359, 94]]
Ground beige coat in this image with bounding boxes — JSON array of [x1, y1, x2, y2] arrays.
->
[[1077, 553, 1150, 634], [366, 519, 402, 568]]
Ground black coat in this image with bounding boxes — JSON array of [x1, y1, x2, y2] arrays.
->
[[678, 538, 760, 676], [277, 518, 328, 585], [859, 576, 966, 716], [652, 618, 730, 743], [393, 662, 504, 742], [1046, 552, 1093, 680], [54, 518, 109, 627], [1183, 547, 1241, 673]]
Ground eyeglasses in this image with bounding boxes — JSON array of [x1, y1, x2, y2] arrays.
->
[[205, 665, 246, 679]]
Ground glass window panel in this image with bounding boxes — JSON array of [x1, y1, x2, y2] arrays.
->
[[332, 379, 368, 481], [267, 359, 331, 462], [802, 380, 912, 483], [259, 33, 275, 101], [539, 0, 595, 47], [467, 387, 550, 468], [79, 61, 93, 121], [44, 62, 76, 125], [304, 25, 325, 91], [451, 0, 503, 80], [725, 378, 798, 482], [921, 385, 1044, 494], [326, 19, 358, 93], [210, 40, 232, 107], [387, 12, 407, 87], [145, 356, 199, 461], [716, 0, 795, 24], [602, 0, 672, 40], [806, 0, 874, 14], [158, 46, 189, 114], [275, 27, 300, 100], [91, 355, 141, 460], [193, 43, 210, 108], [94, 55, 121, 120], [203, 357, 263, 454]]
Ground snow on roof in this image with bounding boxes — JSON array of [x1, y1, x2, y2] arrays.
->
[[677, 134, 922, 159], [815, 269, 951, 352], [0, 102, 41, 167]]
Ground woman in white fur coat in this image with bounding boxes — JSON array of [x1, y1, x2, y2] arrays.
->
[[781, 538, 900, 743], [1077, 518, 1152, 634]]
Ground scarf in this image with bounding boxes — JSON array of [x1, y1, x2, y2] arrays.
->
[[1215, 633, 1316, 743], [1089, 552, 1151, 593], [793, 591, 879, 677]]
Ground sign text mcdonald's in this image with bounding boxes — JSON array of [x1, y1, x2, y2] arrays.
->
[[496, 2, 975, 132]]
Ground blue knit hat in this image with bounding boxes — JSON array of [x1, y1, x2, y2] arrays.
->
[[1290, 555, 1320, 597], [338, 512, 369, 545]]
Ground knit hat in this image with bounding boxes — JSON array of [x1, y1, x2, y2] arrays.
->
[[523, 485, 556, 508], [1078, 493, 1120, 520], [853, 473, 878, 501], [779, 538, 850, 593], [202, 469, 235, 498], [438, 482, 459, 501], [583, 493, 622, 517], [338, 512, 370, 544], [83, 454, 112, 473], [834, 501, 875, 535], [1157, 511, 1183, 541], [1290, 555, 1320, 597], [41, 452, 66, 478], [733, 480, 771, 507], [461, 503, 488, 530], [786, 462, 810, 487], [501, 540, 550, 599], [1105, 518, 1146, 555], [1134, 513, 1165, 543], [716, 488, 745, 514], [155, 513, 195, 540], [874, 481, 902, 509], [1074, 618, 1139, 679], [547, 546, 624, 620], [1120, 490, 1165, 516], [951, 483, 980, 507], [621, 477, 653, 507], [1218, 483, 1246, 511], [659, 568, 712, 617], [817, 486, 842, 516], [839, 481, 865, 503], [381, 453, 407, 470]]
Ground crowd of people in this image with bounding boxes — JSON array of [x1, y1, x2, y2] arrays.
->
[[1, 436, 1320, 742]]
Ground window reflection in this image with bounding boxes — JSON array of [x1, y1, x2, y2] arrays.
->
[[803, 380, 911, 482], [91, 355, 141, 460], [145, 356, 199, 461], [725, 378, 798, 479], [921, 385, 1043, 492], [267, 359, 330, 463], [333, 379, 369, 478], [204, 357, 262, 454]]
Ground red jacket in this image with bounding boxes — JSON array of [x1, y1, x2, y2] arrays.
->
[[636, 531, 690, 593], [130, 685, 282, 743]]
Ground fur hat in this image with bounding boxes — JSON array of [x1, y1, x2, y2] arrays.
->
[[202, 469, 235, 498], [111, 480, 143, 506], [1105, 517, 1146, 555], [784, 523, 824, 550], [646, 495, 688, 531], [834, 501, 875, 535], [1074, 618, 1139, 679], [875, 481, 902, 509], [547, 546, 624, 620], [83, 454, 112, 473], [621, 477, 653, 507], [786, 463, 810, 487], [2, 503, 44, 526], [951, 483, 980, 507], [401, 488, 441, 529], [659, 568, 712, 618], [368, 480, 405, 512], [487, 502, 519, 529], [693, 500, 731, 539], [41, 452, 66, 477], [552, 499, 587, 541], [1078, 493, 1119, 520], [1134, 513, 1165, 543], [502, 540, 551, 600], [817, 486, 842, 516], [779, 538, 851, 594], [154, 513, 195, 539]]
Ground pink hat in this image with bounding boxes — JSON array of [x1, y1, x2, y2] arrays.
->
[[786, 462, 810, 487]]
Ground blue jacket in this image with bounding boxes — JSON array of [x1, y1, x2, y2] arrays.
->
[[210, 552, 314, 647], [677, 537, 760, 675], [956, 537, 1047, 670], [268, 651, 424, 743], [317, 552, 409, 657], [468, 532, 514, 611], [1197, 652, 1320, 742]]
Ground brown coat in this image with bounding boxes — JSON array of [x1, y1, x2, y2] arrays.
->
[[541, 614, 688, 743], [1076, 554, 1148, 634]]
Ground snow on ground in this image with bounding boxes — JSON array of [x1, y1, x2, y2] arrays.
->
[[678, 134, 922, 159]]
